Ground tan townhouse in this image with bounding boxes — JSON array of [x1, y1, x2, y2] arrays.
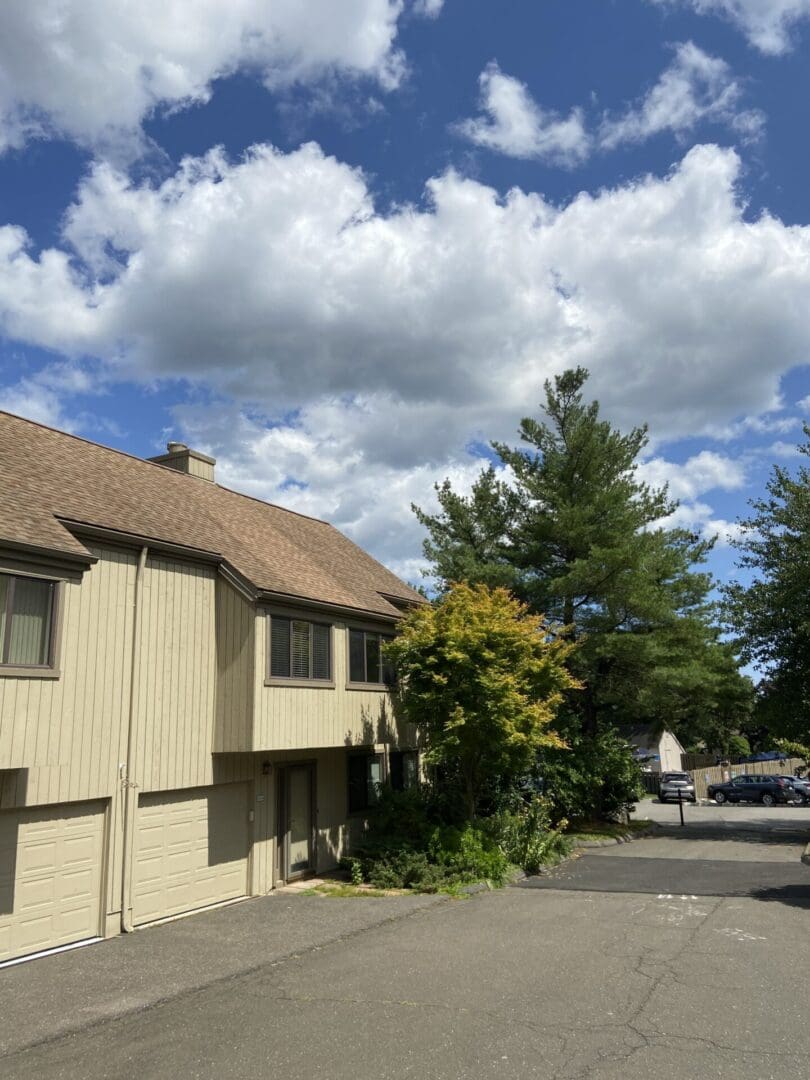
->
[[0, 412, 422, 964]]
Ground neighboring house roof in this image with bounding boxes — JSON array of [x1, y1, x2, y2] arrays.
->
[[0, 411, 423, 619], [619, 725, 684, 757]]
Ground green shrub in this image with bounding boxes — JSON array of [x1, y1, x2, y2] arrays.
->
[[366, 851, 448, 892], [485, 797, 572, 873], [427, 823, 510, 885], [539, 727, 643, 823], [354, 812, 510, 892]]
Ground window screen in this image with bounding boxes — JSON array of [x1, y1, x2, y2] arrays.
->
[[1, 573, 55, 667], [348, 630, 395, 684]]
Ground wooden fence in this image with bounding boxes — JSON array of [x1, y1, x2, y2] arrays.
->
[[644, 758, 805, 800]]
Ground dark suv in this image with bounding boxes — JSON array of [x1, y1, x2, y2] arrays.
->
[[707, 774, 793, 807], [777, 775, 810, 805]]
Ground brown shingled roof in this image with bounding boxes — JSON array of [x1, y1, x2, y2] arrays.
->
[[0, 411, 423, 619]]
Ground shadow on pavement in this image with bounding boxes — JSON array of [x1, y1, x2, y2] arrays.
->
[[749, 883, 810, 909]]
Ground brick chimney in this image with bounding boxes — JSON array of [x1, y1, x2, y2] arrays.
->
[[148, 441, 216, 482]]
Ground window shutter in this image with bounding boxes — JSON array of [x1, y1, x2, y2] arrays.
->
[[270, 616, 291, 678], [312, 624, 330, 680], [349, 629, 365, 682], [291, 620, 311, 679]]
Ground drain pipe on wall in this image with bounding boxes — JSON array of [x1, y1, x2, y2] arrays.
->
[[120, 545, 148, 933]]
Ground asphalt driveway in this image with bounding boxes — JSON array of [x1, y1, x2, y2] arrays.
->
[[1, 802, 808, 1079], [522, 800, 810, 901]]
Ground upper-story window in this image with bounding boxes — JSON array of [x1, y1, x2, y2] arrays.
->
[[348, 629, 395, 686], [269, 615, 331, 681], [0, 572, 57, 668]]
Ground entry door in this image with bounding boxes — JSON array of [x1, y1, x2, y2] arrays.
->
[[279, 765, 314, 881]]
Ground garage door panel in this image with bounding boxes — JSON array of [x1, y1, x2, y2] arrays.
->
[[0, 802, 105, 963], [133, 783, 248, 926]]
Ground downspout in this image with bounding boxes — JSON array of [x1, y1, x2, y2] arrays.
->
[[120, 545, 148, 933]]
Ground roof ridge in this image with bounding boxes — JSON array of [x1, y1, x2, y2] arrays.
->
[[0, 408, 424, 613], [0, 408, 331, 525]]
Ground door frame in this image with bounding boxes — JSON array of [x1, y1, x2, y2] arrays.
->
[[276, 761, 317, 883]]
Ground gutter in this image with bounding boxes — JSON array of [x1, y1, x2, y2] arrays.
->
[[257, 589, 403, 623], [120, 544, 148, 933]]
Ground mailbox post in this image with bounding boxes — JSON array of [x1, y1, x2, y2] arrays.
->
[[677, 786, 685, 826]]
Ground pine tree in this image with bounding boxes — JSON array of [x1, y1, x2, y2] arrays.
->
[[725, 426, 810, 744], [415, 368, 749, 745]]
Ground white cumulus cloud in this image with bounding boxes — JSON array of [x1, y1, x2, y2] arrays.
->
[[1, 141, 810, 571], [0, 0, 417, 154], [454, 62, 590, 167], [640, 450, 748, 502], [599, 42, 764, 149], [649, 0, 810, 53], [457, 47, 762, 166]]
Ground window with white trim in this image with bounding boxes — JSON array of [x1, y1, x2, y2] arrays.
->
[[348, 629, 395, 685], [0, 572, 57, 668], [269, 616, 331, 681]]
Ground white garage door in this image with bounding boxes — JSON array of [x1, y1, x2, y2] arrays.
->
[[0, 801, 106, 963], [133, 783, 249, 926]]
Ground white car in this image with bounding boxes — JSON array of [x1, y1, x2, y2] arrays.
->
[[658, 771, 697, 803]]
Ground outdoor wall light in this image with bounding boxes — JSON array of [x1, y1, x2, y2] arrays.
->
[[262, 760, 272, 776]]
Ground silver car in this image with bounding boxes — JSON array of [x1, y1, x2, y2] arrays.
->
[[658, 771, 697, 803]]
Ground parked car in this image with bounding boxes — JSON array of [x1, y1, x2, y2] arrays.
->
[[658, 771, 697, 803], [777, 775, 810, 805], [707, 774, 793, 806]]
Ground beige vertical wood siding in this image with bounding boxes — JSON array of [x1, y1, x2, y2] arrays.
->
[[214, 580, 254, 753], [253, 615, 411, 751], [0, 545, 137, 802], [134, 554, 217, 793], [132, 555, 254, 794], [1, 542, 411, 938]]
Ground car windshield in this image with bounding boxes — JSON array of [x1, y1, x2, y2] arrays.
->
[[662, 773, 690, 782]]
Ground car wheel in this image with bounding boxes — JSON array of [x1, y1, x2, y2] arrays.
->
[[658, 796, 667, 803], [761, 793, 775, 807], [714, 791, 726, 804]]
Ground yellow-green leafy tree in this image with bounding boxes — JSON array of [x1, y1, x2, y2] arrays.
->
[[386, 582, 579, 819]]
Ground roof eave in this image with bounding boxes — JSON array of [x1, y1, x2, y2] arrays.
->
[[256, 588, 403, 624]]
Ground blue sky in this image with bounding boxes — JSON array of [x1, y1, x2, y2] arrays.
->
[[1, 0, 809, 591]]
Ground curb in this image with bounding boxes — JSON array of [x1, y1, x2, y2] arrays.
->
[[570, 824, 657, 849], [461, 868, 528, 895], [802, 842, 810, 867]]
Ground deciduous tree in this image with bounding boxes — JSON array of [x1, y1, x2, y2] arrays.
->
[[386, 582, 577, 819]]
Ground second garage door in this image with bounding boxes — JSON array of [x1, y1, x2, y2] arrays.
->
[[133, 783, 249, 926]]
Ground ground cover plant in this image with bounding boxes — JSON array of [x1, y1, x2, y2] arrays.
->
[[346, 786, 572, 892]]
